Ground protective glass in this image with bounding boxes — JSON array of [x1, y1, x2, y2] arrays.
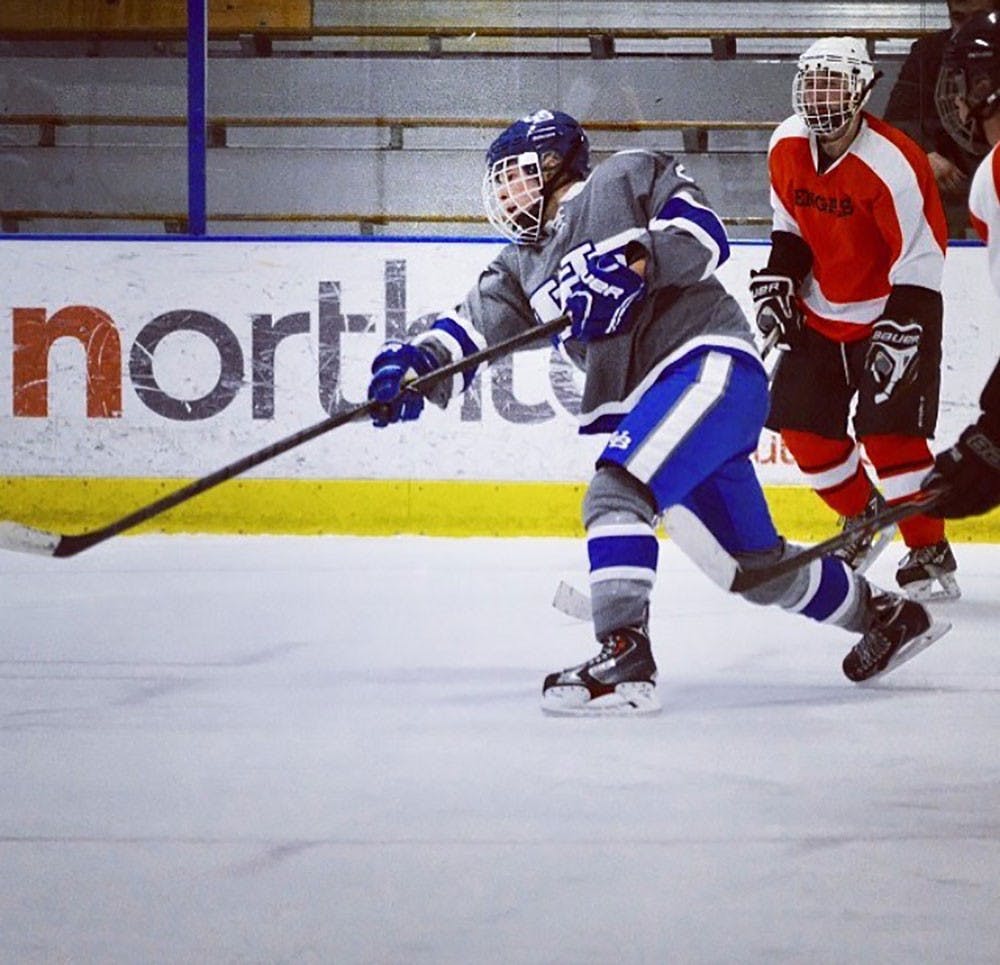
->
[[481, 151, 545, 245]]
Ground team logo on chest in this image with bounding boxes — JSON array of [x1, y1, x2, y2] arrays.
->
[[529, 240, 602, 321], [793, 187, 854, 218]]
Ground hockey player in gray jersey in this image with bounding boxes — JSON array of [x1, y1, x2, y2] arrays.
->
[[367, 109, 950, 715]]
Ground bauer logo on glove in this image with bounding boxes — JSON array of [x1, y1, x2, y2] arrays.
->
[[864, 318, 921, 405], [557, 242, 646, 342], [748, 269, 802, 349]]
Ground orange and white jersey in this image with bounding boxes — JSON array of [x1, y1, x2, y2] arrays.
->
[[969, 143, 1000, 294], [768, 112, 948, 342]]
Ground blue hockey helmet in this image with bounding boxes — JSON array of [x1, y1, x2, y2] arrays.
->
[[482, 109, 590, 244], [937, 10, 1000, 155]]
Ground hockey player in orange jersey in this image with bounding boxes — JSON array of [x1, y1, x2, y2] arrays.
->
[[751, 36, 960, 601]]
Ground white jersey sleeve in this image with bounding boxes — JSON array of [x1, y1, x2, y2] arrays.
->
[[767, 118, 807, 238], [853, 124, 945, 292], [969, 145, 1000, 298]]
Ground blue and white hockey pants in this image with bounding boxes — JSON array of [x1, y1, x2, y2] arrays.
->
[[584, 347, 868, 637]]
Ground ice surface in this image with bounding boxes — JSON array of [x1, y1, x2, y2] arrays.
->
[[1, 534, 998, 963]]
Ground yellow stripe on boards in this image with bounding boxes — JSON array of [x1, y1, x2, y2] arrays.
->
[[1, 478, 998, 541], [0, 477, 588, 537], [763, 485, 1000, 543]]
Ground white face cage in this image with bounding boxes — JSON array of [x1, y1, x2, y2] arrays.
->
[[482, 151, 545, 245], [792, 40, 874, 137]]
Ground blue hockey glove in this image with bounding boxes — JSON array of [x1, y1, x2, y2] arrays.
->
[[864, 317, 921, 405], [749, 269, 803, 350], [367, 340, 438, 428], [562, 250, 646, 342]]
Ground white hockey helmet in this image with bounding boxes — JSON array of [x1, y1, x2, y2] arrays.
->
[[793, 36, 876, 136]]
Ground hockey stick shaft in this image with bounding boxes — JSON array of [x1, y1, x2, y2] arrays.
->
[[760, 326, 780, 360], [0, 314, 571, 558], [730, 492, 941, 594]]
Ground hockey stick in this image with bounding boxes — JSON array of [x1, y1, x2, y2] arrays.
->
[[760, 326, 780, 360], [729, 491, 941, 593], [552, 493, 941, 620], [0, 314, 571, 559]]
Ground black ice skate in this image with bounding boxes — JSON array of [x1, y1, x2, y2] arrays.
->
[[833, 489, 896, 574], [541, 623, 659, 716], [842, 591, 951, 682], [895, 539, 961, 602]]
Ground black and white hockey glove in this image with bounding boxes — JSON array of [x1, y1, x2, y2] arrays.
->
[[864, 317, 922, 405], [749, 270, 802, 349], [923, 423, 1000, 519]]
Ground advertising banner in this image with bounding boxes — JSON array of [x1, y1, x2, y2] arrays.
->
[[1, 239, 996, 489]]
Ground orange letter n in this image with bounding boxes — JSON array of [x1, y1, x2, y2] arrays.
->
[[13, 306, 122, 417]]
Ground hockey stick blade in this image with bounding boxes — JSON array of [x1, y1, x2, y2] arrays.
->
[[0, 521, 63, 556], [730, 492, 942, 594], [552, 580, 592, 621], [550, 505, 738, 621], [0, 315, 571, 558]]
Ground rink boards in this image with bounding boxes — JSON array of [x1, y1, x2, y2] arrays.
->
[[1, 238, 998, 540]]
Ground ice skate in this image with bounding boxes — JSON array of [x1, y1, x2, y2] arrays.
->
[[842, 590, 951, 682], [832, 489, 896, 574], [895, 539, 961, 602], [541, 623, 659, 716]]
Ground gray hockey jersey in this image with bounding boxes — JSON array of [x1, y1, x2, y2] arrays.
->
[[414, 149, 759, 433]]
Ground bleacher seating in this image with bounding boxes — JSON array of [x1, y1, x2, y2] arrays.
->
[[0, 2, 945, 238]]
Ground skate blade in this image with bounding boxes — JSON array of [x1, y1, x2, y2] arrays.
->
[[902, 571, 961, 603], [860, 619, 953, 683], [854, 524, 897, 575], [541, 681, 660, 717]]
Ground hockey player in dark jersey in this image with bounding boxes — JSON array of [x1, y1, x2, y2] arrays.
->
[[366, 109, 951, 715], [925, 11, 1000, 518], [925, 361, 1000, 516]]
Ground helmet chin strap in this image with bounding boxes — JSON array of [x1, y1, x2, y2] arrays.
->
[[958, 87, 1000, 153], [972, 87, 1000, 121], [540, 140, 586, 207], [540, 170, 574, 214], [843, 69, 882, 126], [858, 70, 883, 103], [817, 70, 882, 141]]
